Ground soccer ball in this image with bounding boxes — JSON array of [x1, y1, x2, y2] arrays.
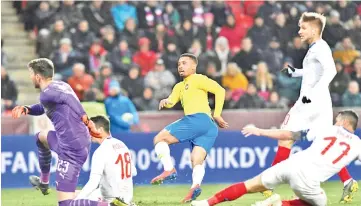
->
[[121, 113, 134, 124]]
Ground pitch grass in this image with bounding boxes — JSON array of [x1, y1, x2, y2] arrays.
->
[[2, 182, 360, 206]]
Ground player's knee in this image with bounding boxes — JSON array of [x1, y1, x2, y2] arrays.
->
[[36, 131, 48, 148], [278, 139, 294, 148], [153, 130, 177, 145]]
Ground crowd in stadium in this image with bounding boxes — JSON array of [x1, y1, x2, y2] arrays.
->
[[2, 0, 361, 113]]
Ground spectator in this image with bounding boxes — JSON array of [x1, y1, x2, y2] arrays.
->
[[335, 0, 358, 23], [57, 0, 84, 30], [222, 63, 248, 92], [206, 62, 222, 85], [51, 38, 84, 80], [133, 87, 158, 111], [219, 14, 246, 53], [120, 18, 143, 53], [262, 37, 284, 75], [272, 12, 291, 51], [187, 39, 209, 74], [285, 5, 301, 38], [162, 39, 180, 79], [210, 1, 231, 28], [247, 15, 272, 51], [67, 63, 94, 101], [71, 20, 95, 54], [349, 15, 361, 50], [286, 36, 307, 69], [177, 19, 196, 53], [255, 62, 273, 96], [111, 0, 137, 32], [236, 83, 265, 109], [257, 0, 282, 26], [105, 81, 139, 133], [121, 65, 144, 99], [163, 2, 181, 28], [133, 37, 157, 76], [146, 23, 173, 53], [190, 0, 206, 27], [101, 26, 118, 52], [144, 59, 176, 100], [213, 37, 231, 75], [330, 61, 350, 106], [342, 81, 361, 107], [137, 1, 164, 29], [265, 91, 287, 109], [232, 37, 261, 79], [109, 40, 132, 77], [34, 1, 56, 30], [276, 58, 302, 105], [198, 13, 218, 52], [351, 57, 361, 88], [91, 63, 118, 101], [333, 37, 361, 66], [89, 39, 107, 75], [323, 10, 347, 48], [82, 0, 114, 35], [1, 67, 18, 111], [49, 19, 70, 51]]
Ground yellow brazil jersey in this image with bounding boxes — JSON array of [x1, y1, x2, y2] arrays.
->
[[165, 74, 225, 117]]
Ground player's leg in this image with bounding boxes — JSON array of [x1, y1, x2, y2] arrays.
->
[[30, 130, 57, 195], [181, 146, 207, 203], [191, 175, 269, 206], [151, 128, 179, 184]]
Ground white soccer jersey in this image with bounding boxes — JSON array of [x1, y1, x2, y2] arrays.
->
[[295, 125, 361, 182], [77, 138, 135, 204], [295, 39, 336, 102], [281, 39, 336, 132]]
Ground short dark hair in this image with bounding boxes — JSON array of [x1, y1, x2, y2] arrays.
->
[[27, 58, 54, 78], [90, 115, 110, 133], [337, 110, 359, 130], [180, 53, 198, 65]]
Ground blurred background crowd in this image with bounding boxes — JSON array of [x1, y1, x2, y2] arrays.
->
[[2, 0, 361, 132]]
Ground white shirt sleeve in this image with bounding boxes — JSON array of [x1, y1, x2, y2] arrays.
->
[[292, 69, 304, 77], [309, 46, 336, 97], [76, 150, 106, 199]]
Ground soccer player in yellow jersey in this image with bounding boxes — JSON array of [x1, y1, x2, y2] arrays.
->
[[150, 53, 228, 203]]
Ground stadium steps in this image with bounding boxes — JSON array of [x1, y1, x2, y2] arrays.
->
[[1, 1, 39, 105]]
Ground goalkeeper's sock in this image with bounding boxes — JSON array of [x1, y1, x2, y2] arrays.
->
[[282, 199, 312, 206], [59, 199, 109, 206], [271, 146, 291, 166], [36, 132, 52, 184], [155, 141, 174, 171], [338, 167, 352, 186], [191, 164, 205, 188], [207, 182, 247, 206]]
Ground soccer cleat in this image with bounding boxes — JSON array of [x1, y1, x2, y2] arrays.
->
[[252, 194, 282, 206], [110, 197, 128, 206], [261, 189, 273, 198], [191, 200, 209, 206], [340, 180, 359, 203], [150, 168, 177, 185], [29, 175, 50, 195], [181, 184, 202, 203]]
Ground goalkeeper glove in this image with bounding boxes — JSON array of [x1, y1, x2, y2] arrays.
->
[[281, 65, 296, 77], [82, 115, 102, 138], [12, 106, 30, 119]]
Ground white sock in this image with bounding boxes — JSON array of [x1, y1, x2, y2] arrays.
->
[[191, 164, 205, 188], [344, 178, 353, 187], [155, 141, 174, 171]]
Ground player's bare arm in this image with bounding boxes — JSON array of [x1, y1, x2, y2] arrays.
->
[[242, 126, 301, 141]]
